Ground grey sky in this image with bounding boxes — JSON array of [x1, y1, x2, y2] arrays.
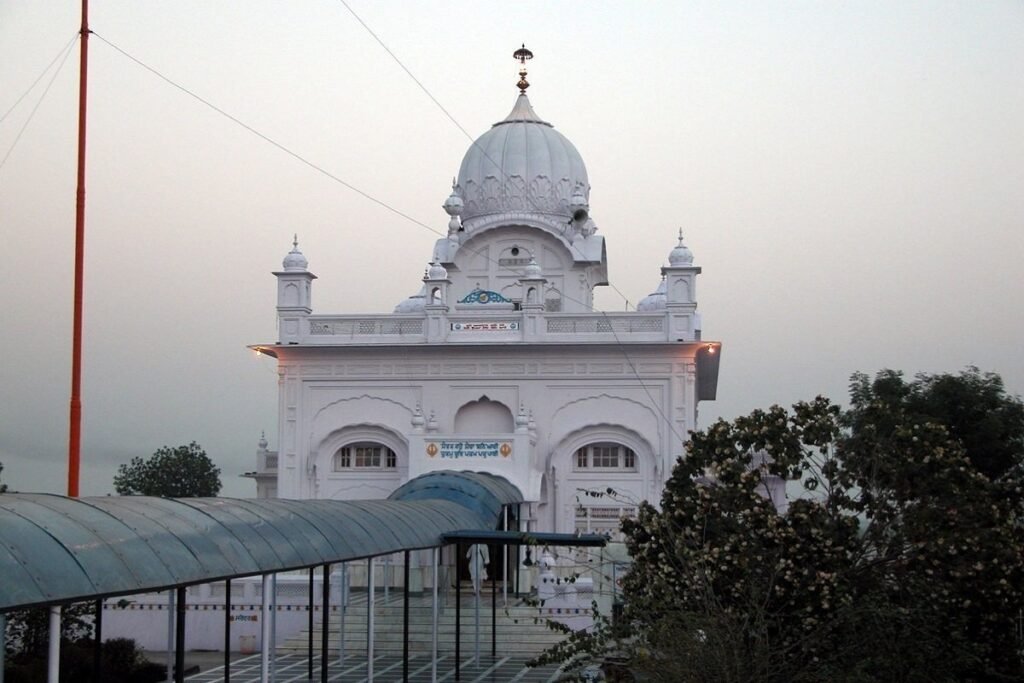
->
[[1, 1, 1021, 497]]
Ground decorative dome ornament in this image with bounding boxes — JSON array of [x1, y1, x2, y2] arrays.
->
[[513, 43, 533, 92], [668, 228, 694, 266], [443, 179, 464, 236], [426, 262, 448, 280], [282, 234, 309, 271], [411, 404, 425, 430], [523, 257, 543, 279]]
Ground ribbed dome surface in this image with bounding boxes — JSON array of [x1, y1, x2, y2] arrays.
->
[[456, 93, 589, 223]]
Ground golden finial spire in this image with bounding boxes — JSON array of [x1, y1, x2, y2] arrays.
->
[[513, 43, 533, 92]]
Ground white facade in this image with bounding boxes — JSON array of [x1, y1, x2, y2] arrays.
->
[[252, 80, 720, 536]]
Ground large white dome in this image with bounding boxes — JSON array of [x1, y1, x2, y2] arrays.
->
[[456, 93, 589, 224]]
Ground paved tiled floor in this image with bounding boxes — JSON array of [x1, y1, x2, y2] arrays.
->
[[185, 652, 572, 682]]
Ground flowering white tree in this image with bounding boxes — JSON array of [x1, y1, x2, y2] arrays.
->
[[544, 370, 1024, 682]]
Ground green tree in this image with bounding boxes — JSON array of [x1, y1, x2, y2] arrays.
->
[[0, 460, 8, 493], [846, 366, 1024, 481], [552, 370, 1024, 682], [113, 442, 221, 497], [3, 603, 92, 661]]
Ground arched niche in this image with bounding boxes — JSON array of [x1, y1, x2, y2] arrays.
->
[[454, 396, 514, 434], [283, 282, 299, 306]]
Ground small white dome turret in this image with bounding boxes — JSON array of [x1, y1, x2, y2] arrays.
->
[[282, 234, 308, 271], [668, 229, 694, 266], [637, 277, 667, 311], [426, 262, 448, 280], [394, 284, 427, 313]]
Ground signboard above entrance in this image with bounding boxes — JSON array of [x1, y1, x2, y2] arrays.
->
[[426, 440, 513, 460]]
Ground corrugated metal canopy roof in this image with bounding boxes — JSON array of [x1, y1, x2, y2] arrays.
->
[[0, 471, 524, 612]]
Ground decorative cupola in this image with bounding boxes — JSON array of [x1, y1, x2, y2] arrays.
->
[[422, 262, 451, 342], [423, 262, 451, 311], [274, 235, 316, 343], [519, 257, 547, 311], [661, 230, 701, 340]]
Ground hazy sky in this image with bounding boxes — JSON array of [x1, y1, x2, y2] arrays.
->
[[1, 1, 1022, 497]]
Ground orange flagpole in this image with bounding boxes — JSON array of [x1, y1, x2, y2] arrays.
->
[[68, 0, 89, 497]]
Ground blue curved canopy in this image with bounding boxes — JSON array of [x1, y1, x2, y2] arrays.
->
[[389, 470, 523, 521], [0, 471, 523, 612]]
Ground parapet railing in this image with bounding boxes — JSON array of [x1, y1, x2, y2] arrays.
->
[[299, 310, 690, 345]]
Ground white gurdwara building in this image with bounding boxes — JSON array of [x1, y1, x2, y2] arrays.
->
[[251, 68, 720, 537]]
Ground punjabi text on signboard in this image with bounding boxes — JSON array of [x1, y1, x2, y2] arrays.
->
[[450, 321, 519, 332], [426, 441, 512, 459]]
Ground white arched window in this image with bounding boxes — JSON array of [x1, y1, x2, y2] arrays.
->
[[573, 443, 637, 471], [332, 442, 397, 471]]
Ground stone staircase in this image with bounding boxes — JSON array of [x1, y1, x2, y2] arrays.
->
[[278, 589, 575, 658]]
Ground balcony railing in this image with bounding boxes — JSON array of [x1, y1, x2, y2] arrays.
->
[[310, 318, 424, 337], [290, 310, 691, 345], [546, 314, 664, 334]]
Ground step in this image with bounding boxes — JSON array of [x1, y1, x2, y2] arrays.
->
[[276, 601, 578, 656]]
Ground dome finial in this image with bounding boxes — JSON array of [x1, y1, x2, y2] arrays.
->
[[283, 234, 308, 271], [513, 43, 533, 92], [668, 230, 694, 266]]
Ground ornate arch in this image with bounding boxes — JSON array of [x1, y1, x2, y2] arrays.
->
[[315, 423, 409, 470], [548, 423, 655, 475], [549, 394, 663, 452]]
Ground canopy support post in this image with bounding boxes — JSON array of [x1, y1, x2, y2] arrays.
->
[[223, 579, 231, 682], [338, 563, 346, 669], [308, 568, 314, 680], [491, 557, 497, 658], [270, 574, 278, 682], [403, 550, 410, 682], [503, 507, 509, 607], [166, 590, 174, 681], [174, 586, 186, 683], [261, 575, 272, 682], [367, 557, 375, 682], [455, 542, 462, 682], [431, 547, 439, 683], [47, 606, 60, 683], [321, 563, 330, 683]]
